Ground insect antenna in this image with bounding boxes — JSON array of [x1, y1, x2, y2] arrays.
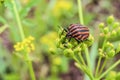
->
[[57, 25, 63, 30], [57, 25, 68, 43]]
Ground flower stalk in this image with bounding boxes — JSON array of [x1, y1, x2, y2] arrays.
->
[[77, 0, 84, 25], [98, 60, 120, 79], [11, 0, 36, 80], [11, 0, 25, 40]]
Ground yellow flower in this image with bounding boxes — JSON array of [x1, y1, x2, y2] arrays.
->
[[30, 43, 35, 51], [14, 36, 35, 53], [52, 0, 73, 17]]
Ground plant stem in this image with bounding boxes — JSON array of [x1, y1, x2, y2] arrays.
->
[[25, 51, 36, 80], [77, 0, 84, 24], [78, 53, 86, 66], [95, 56, 102, 77], [95, 38, 107, 77], [84, 44, 91, 69], [98, 58, 107, 76], [102, 38, 107, 50], [98, 60, 120, 79], [11, 0, 36, 80], [28, 61, 36, 80], [83, 44, 94, 80], [73, 56, 93, 80], [11, 0, 25, 40], [73, 56, 86, 73], [77, 0, 94, 79]]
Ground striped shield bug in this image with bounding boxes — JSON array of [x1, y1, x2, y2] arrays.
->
[[63, 24, 89, 43]]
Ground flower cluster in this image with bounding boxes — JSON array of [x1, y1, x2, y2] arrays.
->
[[56, 26, 95, 80], [98, 16, 120, 58], [57, 27, 94, 57], [99, 16, 120, 39], [14, 36, 35, 53]]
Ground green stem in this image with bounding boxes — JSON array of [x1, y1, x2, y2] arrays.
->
[[25, 51, 36, 80], [98, 58, 107, 76], [28, 61, 36, 80], [73, 56, 86, 73], [84, 44, 91, 69], [11, 0, 36, 80], [83, 44, 94, 80], [95, 38, 107, 77], [78, 53, 86, 66], [95, 57, 102, 77], [77, 0, 84, 24], [77, 0, 94, 79], [73, 56, 93, 80], [98, 60, 120, 79], [102, 38, 107, 50], [11, 0, 25, 40]]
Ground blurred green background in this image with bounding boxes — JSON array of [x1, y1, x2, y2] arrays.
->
[[0, 0, 120, 80]]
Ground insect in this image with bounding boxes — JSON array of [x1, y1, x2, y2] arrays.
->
[[63, 24, 89, 43]]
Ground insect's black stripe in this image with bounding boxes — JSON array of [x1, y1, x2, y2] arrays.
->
[[72, 32, 89, 38], [74, 34, 86, 40], [69, 27, 88, 32], [68, 24, 75, 30], [70, 28, 88, 33], [72, 31, 89, 37], [68, 24, 82, 30], [81, 34, 89, 40], [71, 29, 89, 35], [78, 34, 85, 40], [74, 35, 82, 40]]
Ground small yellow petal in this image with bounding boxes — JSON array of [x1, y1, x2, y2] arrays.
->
[[28, 36, 34, 41], [27, 47, 31, 53], [30, 43, 35, 51], [13, 36, 35, 53]]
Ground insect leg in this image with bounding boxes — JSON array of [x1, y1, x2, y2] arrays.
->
[[75, 39, 81, 44], [63, 28, 68, 32], [61, 28, 68, 36], [84, 39, 90, 42], [68, 38, 71, 42]]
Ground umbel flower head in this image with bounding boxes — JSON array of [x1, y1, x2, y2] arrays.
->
[[14, 36, 35, 53], [98, 15, 120, 58], [57, 24, 94, 57]]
